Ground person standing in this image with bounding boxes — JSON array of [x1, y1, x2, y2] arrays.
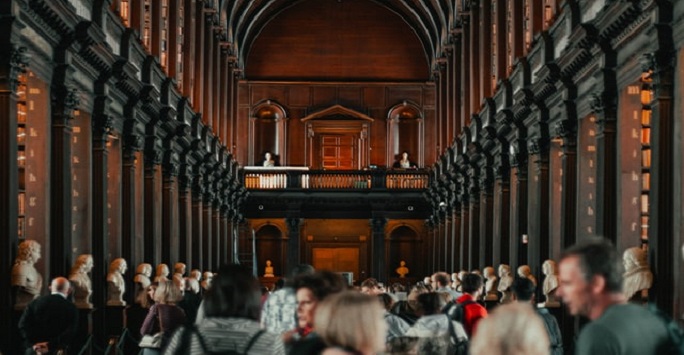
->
[[453, 273, 488, 337], [557, 239, 675, 354], [19, 277, 78, 355], [510, 276, 563, 355]]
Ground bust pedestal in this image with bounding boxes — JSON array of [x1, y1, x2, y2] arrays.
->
[[105, 306, 126, 339], [73, 309, 93, 354]]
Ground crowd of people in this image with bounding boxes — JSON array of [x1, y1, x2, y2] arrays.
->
[[16, 238, 681, 355]]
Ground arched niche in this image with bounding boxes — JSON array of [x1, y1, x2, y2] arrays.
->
[[255, 224, 286, 277], [249, 99, 288, 166], [387, 101, 424, 168], [388, 225, 422, 279]]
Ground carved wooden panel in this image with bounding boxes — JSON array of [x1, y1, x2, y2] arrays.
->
[[320, 135, 355, 170], [312, 247, 359, 279]]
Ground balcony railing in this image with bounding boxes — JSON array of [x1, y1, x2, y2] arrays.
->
[[242, 167, 429, 190]]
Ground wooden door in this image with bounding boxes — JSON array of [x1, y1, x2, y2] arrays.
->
[[320, 135, 355, 169], [312, 247, 359, 278]]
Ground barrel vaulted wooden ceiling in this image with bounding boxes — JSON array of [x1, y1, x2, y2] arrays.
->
[[218, 0, 457, 81]]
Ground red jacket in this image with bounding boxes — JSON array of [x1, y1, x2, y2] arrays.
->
[[455, 294, 488, 337]]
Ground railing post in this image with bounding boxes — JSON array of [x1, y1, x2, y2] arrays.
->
[[372, 169, 386, 189]]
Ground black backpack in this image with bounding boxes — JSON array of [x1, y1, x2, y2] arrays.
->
[[174, 325, 265, 355], [443, 299, 475, 326]]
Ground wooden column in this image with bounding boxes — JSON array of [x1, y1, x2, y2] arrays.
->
[[437, 217, 445, 268], [371, 217, 387, 281], [121, 130, 143, 304], [467, 181, 481, 271], [509, 143, 528, 267], [444, 214, 453, 271], [0, 44, 25, 355], [212, 198, 221, 270], [220, 205, 230, 266], [527, 138, 550, 281], [286, 217, 302, 274], [493, 157, 511, 266], [177, 164, 193, 268], [143, 139, 162, 266], [425, 218, 435, 273], [191, 172, 204, 270], [202, 176, 214, 271], [479, 169, 494, 268], [162, 157, 179, 265], [50, 64, 78, 278], [459, 190, 471, 269], [91, 99, 112, 344], [451, 209, 462, 271]]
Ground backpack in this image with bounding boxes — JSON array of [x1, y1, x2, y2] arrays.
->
[[647, 303, 684, 355], [444, 299, 475, 326], [174, 324, 265, 355], [446, 314, 469, 355]]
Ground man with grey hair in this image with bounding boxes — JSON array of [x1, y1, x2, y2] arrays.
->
[[557, 238, 674, 354], [19, 277, 79, 355]]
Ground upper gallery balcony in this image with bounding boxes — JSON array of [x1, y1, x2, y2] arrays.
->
[[240, 167, 432, 219]]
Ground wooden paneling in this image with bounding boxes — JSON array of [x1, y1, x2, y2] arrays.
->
[[312, 247, 359, 278], [238, 82, 436, 168], [289, 87, 311, 107]]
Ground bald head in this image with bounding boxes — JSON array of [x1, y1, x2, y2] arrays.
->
[[51, 277, 71, 294]]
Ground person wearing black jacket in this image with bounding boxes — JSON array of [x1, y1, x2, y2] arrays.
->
[[19, 277, 79, 355]]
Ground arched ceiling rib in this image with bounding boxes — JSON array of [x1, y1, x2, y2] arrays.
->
[[220, 0, 456, 78]]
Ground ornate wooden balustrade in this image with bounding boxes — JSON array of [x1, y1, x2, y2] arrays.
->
[[242, 167, 430, 190]]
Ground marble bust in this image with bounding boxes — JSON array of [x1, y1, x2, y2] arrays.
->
[[264, 260, 275, 277], [539, 259, 560, 308], [173, 262, 186, 288], [134, 263, 152, 306], [497, 264, 514, 304], [395, 260, 409, 278], [190, 269, 202, 283], [483, 266, 499, 301], [154, 263, 170, 283], [622, 246, 653, 302], [11, 240, 44, 310], [69, 254, 94, 309], [517, 265, 537, 286], [201, 271, 213, 291], [107, 258, 127, 306]]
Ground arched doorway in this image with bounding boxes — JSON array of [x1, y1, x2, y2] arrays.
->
[[255, 224, 286, 277], [389, 225, 422, 281]]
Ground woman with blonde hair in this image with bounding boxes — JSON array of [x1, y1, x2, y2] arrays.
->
[[315, 291, 387, 355], [140, 280, 186, 354], [469, 302, 549, 355]]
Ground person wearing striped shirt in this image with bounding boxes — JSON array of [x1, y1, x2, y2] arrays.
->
[[164, 264, 285, 355]]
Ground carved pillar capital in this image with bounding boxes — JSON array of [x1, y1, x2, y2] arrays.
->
[[123, 133, 144, 159], [51, 84, 80, 125], [144, 138, 162, 168], [286, 217, 302, 234], [8, 45, 30, 92]]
